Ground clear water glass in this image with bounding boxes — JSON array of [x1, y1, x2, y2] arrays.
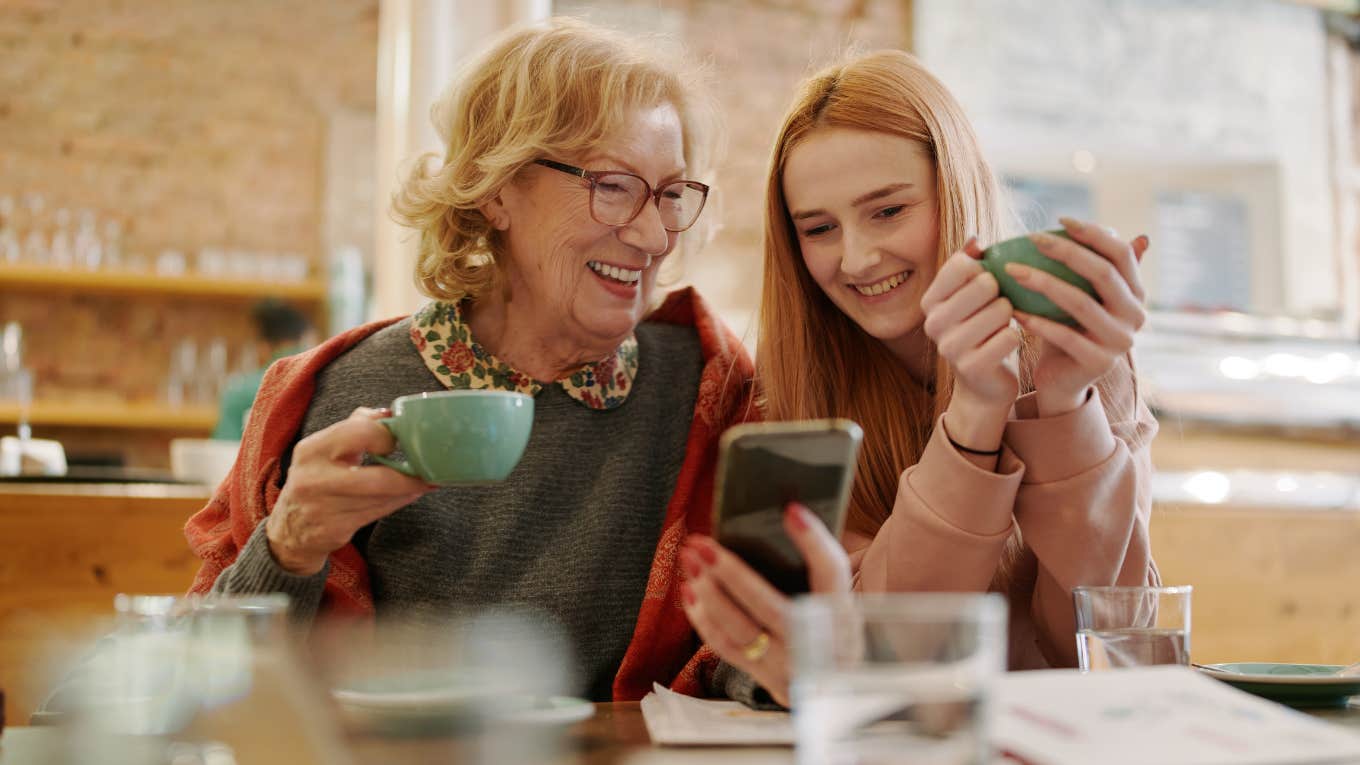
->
[[86, 594, 200, 736], [790, 593, 1008, 765], [1073, 585, 1192, 670]]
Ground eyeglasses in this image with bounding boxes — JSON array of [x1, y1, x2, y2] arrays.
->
[[533, 159, 710, 233]]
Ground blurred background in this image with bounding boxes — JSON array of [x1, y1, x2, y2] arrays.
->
[[2, 0, 1359, 727]]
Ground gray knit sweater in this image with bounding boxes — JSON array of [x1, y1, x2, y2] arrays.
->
[[212, 317, 703, 701]]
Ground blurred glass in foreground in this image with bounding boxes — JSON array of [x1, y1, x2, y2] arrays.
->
[[791, 593, 1007, 765], [56, 593, 351, 765]]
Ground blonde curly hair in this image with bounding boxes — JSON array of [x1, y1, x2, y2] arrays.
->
[[391, 17, 719, 302]]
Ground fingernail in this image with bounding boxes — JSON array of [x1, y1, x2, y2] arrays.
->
[[680, 581, 696, 607], [1031, 232, 1058, 251], [1004, 262, 1032, 281], [785, 502, 808, 532], [1059, 216, 1084, 231], [692, 537, 718, 566], [679, 547, 701, 579], [376, 407, 393, 417]]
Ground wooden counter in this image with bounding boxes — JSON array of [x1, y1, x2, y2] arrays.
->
[[0, 482, 209, 728], [2, 468, 1358, 729]]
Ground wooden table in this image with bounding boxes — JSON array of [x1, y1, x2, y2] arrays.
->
[[344, 702, 790, 764], [3, 699, 1358, 765], [0, 703, 793, 765]]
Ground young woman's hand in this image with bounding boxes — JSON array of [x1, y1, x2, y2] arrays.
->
[[680, 503, 851, 707], [921, 239, 1021, 452], [1007, 219, 1149, 416]]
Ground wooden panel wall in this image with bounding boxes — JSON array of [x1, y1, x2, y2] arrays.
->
[[0, 489, 206, 726], [1151, 506, 1360, 666]]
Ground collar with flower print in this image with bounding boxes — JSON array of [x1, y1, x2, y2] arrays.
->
[[408, 301, 639, 410]]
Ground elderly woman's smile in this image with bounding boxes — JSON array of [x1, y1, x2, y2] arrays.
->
[[587, 259, 644, 287]]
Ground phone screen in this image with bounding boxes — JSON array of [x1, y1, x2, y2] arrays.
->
[[713, 421, 862, 594]]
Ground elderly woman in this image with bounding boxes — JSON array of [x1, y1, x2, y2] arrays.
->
[[184, 18, 763, 703]]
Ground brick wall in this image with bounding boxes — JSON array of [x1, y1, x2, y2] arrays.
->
[[0, 0, 377, 260], [0, 0, 377, 446]]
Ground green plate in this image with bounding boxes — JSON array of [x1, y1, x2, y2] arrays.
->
[[1198, 663, 1360, 708]]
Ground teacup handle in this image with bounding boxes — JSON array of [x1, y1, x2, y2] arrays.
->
[[369, 416, 420, 479]]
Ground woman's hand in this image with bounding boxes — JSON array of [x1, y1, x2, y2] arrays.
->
[[680, 503, 851, 707], [920, 239, 1021, 452], [1007, 219, 1149, 417], [265, 407, 434, 575]]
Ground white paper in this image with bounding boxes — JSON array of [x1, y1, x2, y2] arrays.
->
[[640, 683, 794, 746], [993, 665, 1360, 765]]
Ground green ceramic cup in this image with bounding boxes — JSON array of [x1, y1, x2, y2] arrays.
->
[[980, 229, 1098, 325], [371, 390, 533, 485]]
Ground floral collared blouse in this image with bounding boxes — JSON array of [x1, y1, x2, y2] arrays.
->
[[408, 301, 639, 410]]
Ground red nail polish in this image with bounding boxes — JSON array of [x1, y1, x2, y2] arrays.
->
[[694, 538, 718, 566], [785, 503, 808, 532], [680, 548, 701, 579], [680, 581, 696, 606]]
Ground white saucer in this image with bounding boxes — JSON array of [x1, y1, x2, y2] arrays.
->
[[329, 669, 518, 722], [330, 670, 594, 733], [501, 696, 595, 726]]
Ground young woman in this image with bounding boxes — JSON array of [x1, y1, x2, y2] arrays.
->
[[681, 50, 1158, 706]]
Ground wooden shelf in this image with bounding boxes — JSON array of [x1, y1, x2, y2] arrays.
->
[[0, 262, 326, 302], [0, 401, 217, 430]]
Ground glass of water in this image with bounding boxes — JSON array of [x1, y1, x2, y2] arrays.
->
[[790, 593, 1008, 765], [1073, 585, 1192, 670]]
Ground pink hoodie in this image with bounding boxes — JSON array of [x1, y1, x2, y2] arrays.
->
[[845, 355, 1159, 669]]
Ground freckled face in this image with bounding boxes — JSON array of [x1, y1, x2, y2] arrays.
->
[[495, 104, 688, 350], [782, 128, 940, 356]]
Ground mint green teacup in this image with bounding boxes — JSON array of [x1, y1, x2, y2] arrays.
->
[[980, 229, 1098, 325], [371, 390, 533, 485]]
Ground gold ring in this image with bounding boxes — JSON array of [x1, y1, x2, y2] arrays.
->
[[741, 631, 771, 662]]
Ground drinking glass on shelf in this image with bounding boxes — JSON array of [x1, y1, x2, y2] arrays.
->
[[155, 249, 187, 277], [102, 219, 124, 270], [221, 249, 249, 280], [200, 336, 229, 402], [74, 209, 102, 270], [790, 593, 1008, 765], [0, 195, 19, 264], [0, 321, 31, 439], [165, 338, 197, 407], [1073, 585, 1192, 671], [20, 192, 49, 265], [197, 247, 226, 278], [281, 253, 309, 283], [49, 207, 73, 268]]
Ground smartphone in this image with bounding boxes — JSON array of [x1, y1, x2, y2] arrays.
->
[[712, 419, 863, 594]]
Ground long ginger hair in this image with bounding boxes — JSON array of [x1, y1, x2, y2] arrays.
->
[[759, 51, 1020, 542]]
